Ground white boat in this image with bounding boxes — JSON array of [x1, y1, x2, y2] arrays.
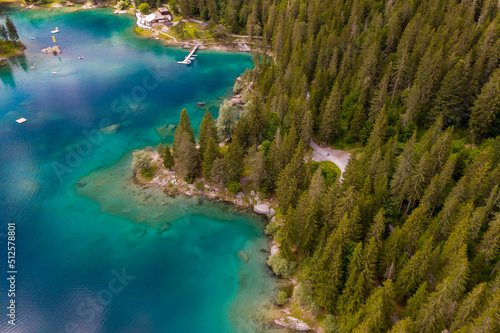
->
[[78, 56, 83, 60], [51, 27, 59, 34], [29, 37, 35, 40], [189, 57, 196, 60], [177, 60, 191, 64], [52, 71, 57, 75], [16, 118, 27, 124]]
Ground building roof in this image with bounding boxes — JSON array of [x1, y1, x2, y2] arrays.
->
[[145, 13, 156, 23], [158, 7, 168, 12]]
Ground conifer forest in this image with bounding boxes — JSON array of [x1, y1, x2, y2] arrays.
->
[[166, 0, 500, 331]]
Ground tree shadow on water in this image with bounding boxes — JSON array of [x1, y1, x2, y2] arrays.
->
[[0, 61, 15, 88]]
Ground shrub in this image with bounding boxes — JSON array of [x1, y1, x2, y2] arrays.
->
[[132, 150, 152, 172], [138, 3, 150, 14], [116, 0, 127, 10], [276, 291, 288, 305], [293, 283, 320, 313], [227, 181, 242, 194], [184, 176, 194, 184], [267, 253, 297, 278], [264, 221, 278, 236], [195, 182, 204, 191]]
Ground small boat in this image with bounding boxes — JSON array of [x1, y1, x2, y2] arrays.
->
[[51, 27, 59, 34], [189, 57, 195, 60], [78, 56, 83, 60], [31, 65, 34, 69], [177, 60, 191, 64], [16, 118, 27, 124], [52, 71, 57, 75], [29, 37, 35, 40]]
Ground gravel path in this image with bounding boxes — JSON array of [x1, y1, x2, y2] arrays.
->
[[310, 140, 351, 181]]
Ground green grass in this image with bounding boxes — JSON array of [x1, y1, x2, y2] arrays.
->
[[312, 161, 340, 187]]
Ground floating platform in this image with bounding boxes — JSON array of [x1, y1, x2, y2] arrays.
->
[[16, 118, 27, 124]]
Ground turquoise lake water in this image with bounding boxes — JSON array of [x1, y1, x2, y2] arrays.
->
[[0, 7, 279, 333]]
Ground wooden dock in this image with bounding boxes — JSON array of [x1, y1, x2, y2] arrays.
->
[[177, 44, 199, 65]]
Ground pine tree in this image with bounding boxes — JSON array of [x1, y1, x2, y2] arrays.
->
[[202, 137, 219, 180], [479, 212, 500, 262], [451, 282, 490, 331], [391, 132, 417, 210], [5, 16, 19, 42], [199, 109, 218, 159], [0, 24, 8, 41], [431, 59, 471, 127], [319, 84, 341, 142], [173, 109, 195, 156], [301, 109, 313, 145], [395, 236, 433, 299], [415, 245, 469, 333], [157, 142, 164, 156], [402, 281, 429, 320], [470, 67, 500, 142], [349, 280, 395, 333], [222, 135, 244, 184], [163, 143, 175, 169], [175, 130, 199, 180], [339, 242, 364, 315]]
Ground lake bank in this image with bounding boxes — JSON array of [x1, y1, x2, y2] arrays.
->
[[0, 7, 282, 333]]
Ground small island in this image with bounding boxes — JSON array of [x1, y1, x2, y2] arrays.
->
[[0, 16, 24, 61]]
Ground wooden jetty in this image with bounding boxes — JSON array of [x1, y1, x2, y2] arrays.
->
[[177, 44, 199, 65]]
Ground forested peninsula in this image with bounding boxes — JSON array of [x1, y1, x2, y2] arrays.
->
[[131, 0, 500, 332]]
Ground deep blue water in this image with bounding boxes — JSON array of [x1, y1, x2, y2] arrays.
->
[[0, 8, 277, 333]]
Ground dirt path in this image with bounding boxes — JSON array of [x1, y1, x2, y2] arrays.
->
[[310, 140, 351, 181]]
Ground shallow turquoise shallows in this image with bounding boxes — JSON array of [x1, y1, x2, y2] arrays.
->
[[0, 8, 277, 333]]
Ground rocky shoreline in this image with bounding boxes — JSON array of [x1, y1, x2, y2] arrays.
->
[[134, 150, 277, 217]]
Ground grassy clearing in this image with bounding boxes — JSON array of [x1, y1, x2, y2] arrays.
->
[[312, 161, 340, 187]]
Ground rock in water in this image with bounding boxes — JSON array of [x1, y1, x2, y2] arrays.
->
[[254, 204, 270, 215], [237, 249, 249, 263], [41, 46, 62, 54]]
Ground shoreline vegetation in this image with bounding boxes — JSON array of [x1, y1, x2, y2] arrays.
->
[[0, 15, 24, 60], [5, 0, 261, 53], [129, 71, 342, 331]]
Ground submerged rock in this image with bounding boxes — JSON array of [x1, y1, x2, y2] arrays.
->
[[100, 123, 120, 134], [156, 124, 176, 139], [254, 204, 270, 215], [237, 249, 249, 263]]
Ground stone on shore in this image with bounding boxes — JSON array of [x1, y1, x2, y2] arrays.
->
[[269, 208, 276, 216], [270, 244, 279, 256], [52, 3, 63, 7], [254, 204, 270, 215], [42, 46, 62, 54], [274, 316, 311, 331]]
